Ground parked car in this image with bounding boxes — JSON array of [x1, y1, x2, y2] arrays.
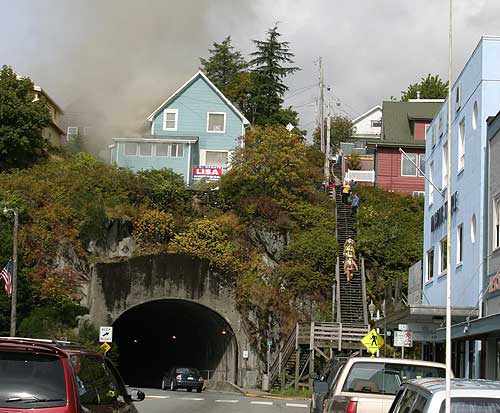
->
[[317, 357, 448, 413], [310, 357, 349, 413], [0, 337, 145, 413], [162, 367, 204, 392], [389, 378, 500, 413]]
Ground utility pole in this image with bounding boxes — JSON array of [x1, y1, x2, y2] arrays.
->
[[3, 207, 19, 337], [319, 57, 325, 153], [324, 101, 331, 184]]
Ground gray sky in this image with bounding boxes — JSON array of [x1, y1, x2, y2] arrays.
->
[[1, 0, 500, 141]]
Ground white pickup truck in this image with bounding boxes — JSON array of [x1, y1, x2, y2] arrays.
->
[[314, 357, 448, 413]]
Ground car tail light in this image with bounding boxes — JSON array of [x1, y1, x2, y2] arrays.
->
[[176, 374, 182, 380], [346, 401, 358, 413], [198, 377, 204, 382]]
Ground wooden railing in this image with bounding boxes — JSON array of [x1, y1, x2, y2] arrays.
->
[[269, 323, 298, 385]]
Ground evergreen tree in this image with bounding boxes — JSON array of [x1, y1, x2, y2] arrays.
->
[[200, 36, 247, 97], [249, 24, 300, 126], [0, 65, 51, 170]]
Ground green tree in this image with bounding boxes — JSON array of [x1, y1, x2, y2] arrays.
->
[[249, 24, 300, 126], [313, 115, 353, 150], [200, 36, 248, 99], [0, 65, 51, 170], [401, 74, 448, 101]]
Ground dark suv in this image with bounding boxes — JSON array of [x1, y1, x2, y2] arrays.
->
[[162, 367, 204, 392], [0, 337, 145, 413]]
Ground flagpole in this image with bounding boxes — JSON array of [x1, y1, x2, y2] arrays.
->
[[3, 207, 18, 336]]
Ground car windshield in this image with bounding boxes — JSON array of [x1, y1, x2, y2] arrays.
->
[[439, 398, 500, 413], [176, 367, 199, 375], [0, 350, 67, 408], [343, 362, 446, 395]]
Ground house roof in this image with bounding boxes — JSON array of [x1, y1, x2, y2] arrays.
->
[[146, 71, 250, 125], [352, 105, 382, 125], [381, 100, 442, 146]]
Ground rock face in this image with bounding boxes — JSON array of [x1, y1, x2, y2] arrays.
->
[[248, 224, 288, 264], [87, 219, 135, 259]]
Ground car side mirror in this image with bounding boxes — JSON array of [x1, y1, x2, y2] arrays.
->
[[130, 389, 145, 402], [313, 380, 329, 393], [310, 372, 320, 380]]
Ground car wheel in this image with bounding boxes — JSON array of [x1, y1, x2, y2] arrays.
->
[[170, 380, 176, 391], [161, 378, 166, 390], [187, 388, 192, 392], [196, 388, 202, 393]]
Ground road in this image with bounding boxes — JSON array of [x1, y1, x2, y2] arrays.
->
[[136, 387, 310, 413]]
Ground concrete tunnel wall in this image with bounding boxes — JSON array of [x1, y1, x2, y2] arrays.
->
[[85, 253, 260, 387]]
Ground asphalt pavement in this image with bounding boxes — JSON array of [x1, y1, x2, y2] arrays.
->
[[135, 387, 310, 413]]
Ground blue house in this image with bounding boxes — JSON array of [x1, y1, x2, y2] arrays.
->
[[110, 71, 250, 184]]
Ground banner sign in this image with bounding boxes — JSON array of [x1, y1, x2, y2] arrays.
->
[[193, 166, 223, 181]]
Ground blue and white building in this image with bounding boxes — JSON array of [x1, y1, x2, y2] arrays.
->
[[110, 71, 250, 184], [423, 36, 500, 378]]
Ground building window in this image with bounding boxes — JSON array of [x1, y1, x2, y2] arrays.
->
[[455, 85, 461, 112], [124, 143, 138, 156], [371, 119, 381, 128], [205, 150, 229, 167], [83, 127, 92, 136], [439, 113, 444, 137], [432, 125, 436, 147], [471, 214, 477, 243], [418, 154, 425, 176], [156, 143, 169, 157], [442, 142, 448, 189], [207, 112, 226, 133], [401, 152, 417, 176], [427, 248, 434, 282], [139, 143, 153, 156], [413, 191, 425, 197], [67, 126, 78, 140], [457, 224, 463, 265], [170, 143, 184, 158], [163, 109, 178, 131], [440, 238, 447, 274], [472, 101, 478, 130], [458, 120, 465, 172], [494, 195, 500, 250], [429, 161, 434, 206]]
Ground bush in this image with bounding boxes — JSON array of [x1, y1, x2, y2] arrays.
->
[[134, 209, 176, 248]]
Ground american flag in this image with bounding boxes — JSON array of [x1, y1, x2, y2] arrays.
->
[[0, 261, 13, 297]]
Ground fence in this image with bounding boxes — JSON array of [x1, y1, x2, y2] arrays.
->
[[345, 169, 375, 183]]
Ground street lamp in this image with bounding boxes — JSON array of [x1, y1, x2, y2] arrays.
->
[[2, 206, 19, 337]]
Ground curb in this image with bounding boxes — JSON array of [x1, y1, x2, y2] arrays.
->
[[244, 392, 310, 401]]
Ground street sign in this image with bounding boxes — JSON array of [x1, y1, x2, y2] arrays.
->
[[398, 324, 409, 331], [267, 339, 272, 348], [243, 350, 249, 359], [394, 331, 413, 347], [100, 342, 111, 354], [99, 326, 113, 343], [361, 329, 385, 355]]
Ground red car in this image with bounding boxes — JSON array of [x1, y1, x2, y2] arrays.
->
[[0, 337, 144, 413]]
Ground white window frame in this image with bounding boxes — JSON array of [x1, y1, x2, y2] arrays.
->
[[439, 237, 448, 275], [170, 143, 184, 158], [163, 109, 178, 131], [67, 126, 78, 140], [426, 247, 435, 282], [442, 142, 448, 189], [455, 84, 461, 112], [156, 143, 170, 157], [472, 101, 478, 130], [206, 112, 226, 133], [418, 154, 425, 177], [439, 113, 444, 137], [458, 120, 465, 173], [432, 125, 436, 147], [471, 214, 477, 244], [493, 194, 500, 251], [200, 149, 230, 167], [401, 152, 418, 177], [124, 142, 138, 156], [371, 119, 382, 128], [457, 224, 463, 265], [429, 161, 434, 206], [138, 143, 153, 157]]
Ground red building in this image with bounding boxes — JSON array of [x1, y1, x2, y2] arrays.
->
[[370, 100, 442, 195]]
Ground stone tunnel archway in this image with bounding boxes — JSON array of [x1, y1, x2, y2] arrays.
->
[[85, 253, 259, 387], [113, 298, 238, 387]]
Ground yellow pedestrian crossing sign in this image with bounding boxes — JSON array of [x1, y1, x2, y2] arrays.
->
[[100, 342, 111, 354], [361, 329, 384, 355]]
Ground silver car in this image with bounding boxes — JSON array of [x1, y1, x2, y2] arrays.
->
[[389, 378, 500, 413]]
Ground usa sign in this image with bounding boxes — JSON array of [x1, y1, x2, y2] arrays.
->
[[193, 166, 223, 181]]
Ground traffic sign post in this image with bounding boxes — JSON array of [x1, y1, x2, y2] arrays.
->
[[394, 330, 413, 358], [99, 326, 113, 343], [100, 342, 111, 354], [361, 329, 384, 356]]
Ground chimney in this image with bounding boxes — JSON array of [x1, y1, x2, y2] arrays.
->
[[416, 91, 421, 100]]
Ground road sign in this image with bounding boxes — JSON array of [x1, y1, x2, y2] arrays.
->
[[394, 331, 413, 347], [361, 329, 385, 355], [267, 339, 272, 347], [243, 350, 249, 359], [398, 324, 409, 331], [100, 342, 111, 354], [99, 326, 113, 343]]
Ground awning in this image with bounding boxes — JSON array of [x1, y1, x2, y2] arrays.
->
[[436, 312, 500, 341]]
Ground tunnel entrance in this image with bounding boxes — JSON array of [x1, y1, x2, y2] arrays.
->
[[113, 299, 237, 388]]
